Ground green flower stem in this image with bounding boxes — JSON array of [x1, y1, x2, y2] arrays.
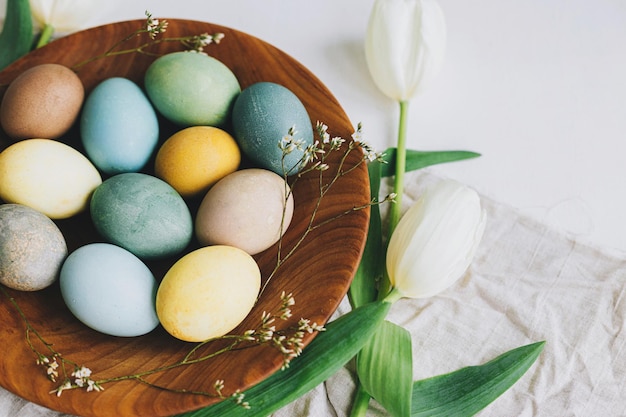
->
[[350, 101, 410, 416], [349, 382, 371, 417], [388, 99, 410, 236], [383, 287, 402, 303], [36, 23, 54, 48]]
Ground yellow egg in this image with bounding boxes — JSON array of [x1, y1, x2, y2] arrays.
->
[[156, 245, 261, 342], [154, 126, 241, 198], [0, 139, 102, 219]]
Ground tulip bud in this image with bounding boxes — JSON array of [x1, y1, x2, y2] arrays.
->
[[365, 0, 447, 101], [29, 0, 122, 35], [386, 179, 486, 299]]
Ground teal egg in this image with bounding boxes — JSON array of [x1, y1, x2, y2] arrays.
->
[[90, 173, 193, 260], [60, 243, 160, 337], [231, 82, 314, 175], [80, 77, 159, 175], [144, 52, 241, 127]]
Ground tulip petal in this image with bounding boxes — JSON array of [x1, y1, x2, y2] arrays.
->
[[29, 0, 123, 33], [365, 0, 447, 101], [386, 179, 486, 299]]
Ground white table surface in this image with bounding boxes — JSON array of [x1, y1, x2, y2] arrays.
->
[[77, 0, 626, 255], [1, 1, 625, 416]]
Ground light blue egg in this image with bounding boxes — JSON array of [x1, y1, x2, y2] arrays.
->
[[80, 77, 159, 175], [232, 82, 313, 175], [59, 243, 160, 337]]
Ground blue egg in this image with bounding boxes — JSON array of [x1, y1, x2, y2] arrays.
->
[[59, 243, 160, 337], [232, 82, 313, 175], [80, 77, 159, 175], [90, 173, 193, 260]]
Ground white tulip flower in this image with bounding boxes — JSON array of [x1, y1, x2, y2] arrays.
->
[[29, 0, 122, 46], [30, 0, 97, 34], [365, 0, 447, 101], [386, 179, 486, 299]]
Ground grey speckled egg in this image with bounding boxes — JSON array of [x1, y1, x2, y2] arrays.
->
[[0, 204, 68, 291]]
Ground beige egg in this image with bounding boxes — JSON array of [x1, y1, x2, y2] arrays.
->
[[0, 63, 84, 140], [0, 139, 102, 219], [195, 168, 295, 255], [156, 245, 261, 342]]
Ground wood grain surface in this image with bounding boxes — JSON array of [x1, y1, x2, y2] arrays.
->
[[0, 19, 370, 417]]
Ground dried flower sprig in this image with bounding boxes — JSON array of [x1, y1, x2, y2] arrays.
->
[[264, 122, 392, 296], [1, 285, 322, 406], [72, 11, 224, 70]]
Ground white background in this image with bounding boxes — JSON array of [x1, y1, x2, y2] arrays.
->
[[3, 0, 626, 254]]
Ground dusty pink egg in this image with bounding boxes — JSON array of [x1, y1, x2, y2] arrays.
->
[[195, 168, 294, 255]]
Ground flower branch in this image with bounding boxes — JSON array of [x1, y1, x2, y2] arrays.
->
[[71, 11, 224, 70]]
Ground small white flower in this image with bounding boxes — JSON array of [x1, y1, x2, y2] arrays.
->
[[52, 381, 72, 397]]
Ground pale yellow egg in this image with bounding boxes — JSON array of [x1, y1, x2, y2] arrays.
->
[[156, 245, 261, 342], [0, 139, 102, 219]]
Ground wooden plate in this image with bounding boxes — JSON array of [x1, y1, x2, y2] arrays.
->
[[0, 19, 369, 417]]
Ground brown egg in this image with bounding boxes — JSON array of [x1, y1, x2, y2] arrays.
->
[[0, 64, 84, 140]]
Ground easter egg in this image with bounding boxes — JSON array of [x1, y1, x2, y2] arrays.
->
[[154, 126, 241, 198], [195, 168, 294, 255], [231, 82, 313, 175], [0, 204, 68, 291], [0, 139, 102, 219], [0, 64, 84, 141], [59, 243, 160, 337], [156, 245, 261, 342], [144, 52, 241, 127], [80, 77, 160, 175], [90, 173, 193, 260]]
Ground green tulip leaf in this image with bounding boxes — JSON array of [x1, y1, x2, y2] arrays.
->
[[349, 159, 385, 308], [381, 149, 481, 178], [0, 0, 34, 71], [179, 300, 392, 417], [357, 320, 413, 417], [411, 341, 545, 417]]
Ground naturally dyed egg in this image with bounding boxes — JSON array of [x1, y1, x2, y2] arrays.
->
[[0, 139, 102, 219], [80, 77, 159, 175], [231, 82, 313, 175], [195, 168, 294, 255], [59, 243, 160, 337], [156, 245, 261, 342], [154, 126, 240, 198], [0, 64, 84, 140], [144, 52, 241, 127], [0, 204, 68, 291], [90, 173, 193, 260]]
